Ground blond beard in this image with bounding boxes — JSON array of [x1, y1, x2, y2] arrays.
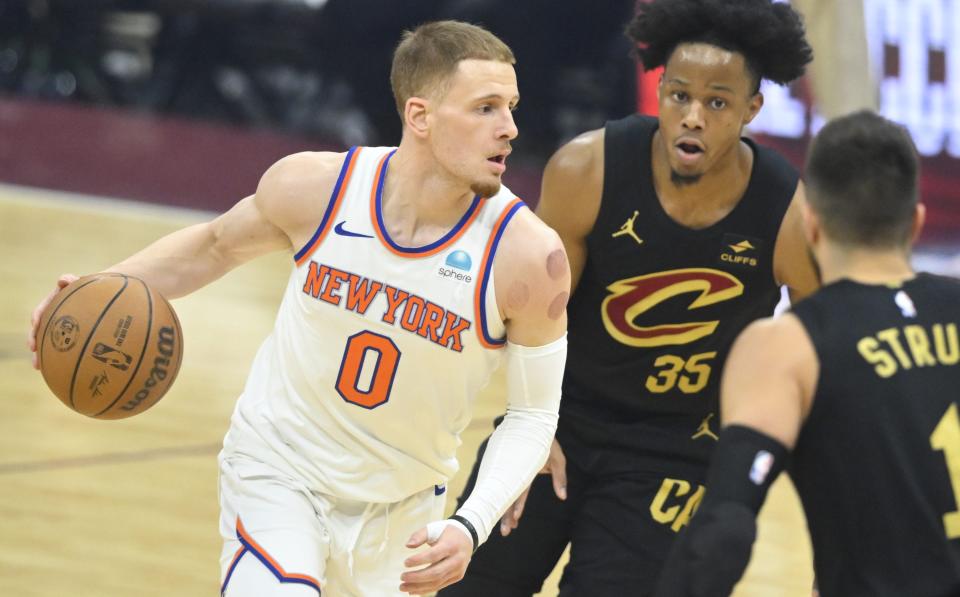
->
[[471, 180, 501, 198]]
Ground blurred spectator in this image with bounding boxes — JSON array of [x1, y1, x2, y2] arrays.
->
[[0, 0, 637, 162]]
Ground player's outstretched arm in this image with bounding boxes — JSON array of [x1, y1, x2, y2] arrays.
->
[[27, 151, 346, 369], [655, 315, 818, 597], [103, 151, 344, 299]]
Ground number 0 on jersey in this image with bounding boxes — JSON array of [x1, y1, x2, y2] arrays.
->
[[336, 331, 401, 409]]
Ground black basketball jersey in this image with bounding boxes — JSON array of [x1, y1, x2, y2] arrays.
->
[[559, 114, 798, 474], [790, 274, 960, 597]]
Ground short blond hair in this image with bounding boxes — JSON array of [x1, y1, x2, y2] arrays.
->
[[390, 20, 515, 121]]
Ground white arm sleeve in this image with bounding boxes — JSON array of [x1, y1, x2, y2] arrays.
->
[[455, 334, 567, 545]]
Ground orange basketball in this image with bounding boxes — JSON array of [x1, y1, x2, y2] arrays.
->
[[36, 273, 184, 419]]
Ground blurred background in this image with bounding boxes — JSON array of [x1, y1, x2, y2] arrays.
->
[[0, 0, 638, 208], [0, 1, 957, 595], [0, 0, 957, 255], [0, 0, 956, 251]]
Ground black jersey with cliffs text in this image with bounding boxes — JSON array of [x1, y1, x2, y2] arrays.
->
[[558, 115, 798, 474], [790, 275, 960, 597]]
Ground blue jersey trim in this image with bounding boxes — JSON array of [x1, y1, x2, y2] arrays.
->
[[294, 146, 358, 263], [374, 150, 484, 254], [478, 201, 524, 346], [219, 547, 246, 596]]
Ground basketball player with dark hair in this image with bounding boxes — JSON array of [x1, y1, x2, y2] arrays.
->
[[656, 110, 960, 597], [29, 21, 571, 596], [441, 1, 819, 595]]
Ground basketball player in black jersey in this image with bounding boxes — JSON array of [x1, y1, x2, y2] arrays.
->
[[439, 1, 820, 595], [656, 110, 960, 597]]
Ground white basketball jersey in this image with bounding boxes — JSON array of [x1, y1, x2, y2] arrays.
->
[[222, 146, 526, 503]]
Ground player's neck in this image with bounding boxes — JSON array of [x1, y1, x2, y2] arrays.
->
[[380, 143, 478, 241], [817, 243, 916, 287]]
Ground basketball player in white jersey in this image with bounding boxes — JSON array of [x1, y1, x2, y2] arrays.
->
[[29, 21, 570, 596]]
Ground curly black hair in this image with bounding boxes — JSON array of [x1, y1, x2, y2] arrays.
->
[[626, 0, 812, 90]]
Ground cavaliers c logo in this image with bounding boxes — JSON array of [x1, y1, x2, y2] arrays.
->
[[601, 268, 744, 347]]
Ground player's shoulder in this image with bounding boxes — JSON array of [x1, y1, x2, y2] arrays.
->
[[495, 207, 569, 290], [731, 313, 820, 416], [741, 313, 806, 340], [538, 128, 605, 234], [254, 150, 349, 227], [500, 207, 565, 264], [734, 313, 814, 367], [258, 151, 347, 201], [546, 127, 604, 179]]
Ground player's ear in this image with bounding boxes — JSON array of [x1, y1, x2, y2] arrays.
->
[[910, 203, 927, 245], [743, 91, 763, 125], [404, 97, 430, 138], [800, 195, 819, 247]]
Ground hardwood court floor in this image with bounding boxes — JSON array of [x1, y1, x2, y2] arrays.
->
[[0, 185, 813, 596]]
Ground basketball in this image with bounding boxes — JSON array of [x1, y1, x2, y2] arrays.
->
[[36, 273, 184, 419]]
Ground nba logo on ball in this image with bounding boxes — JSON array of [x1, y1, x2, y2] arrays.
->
[[445, 250, 472, 271], [749, 450, 774, 485]]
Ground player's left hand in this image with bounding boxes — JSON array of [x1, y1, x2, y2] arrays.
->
[[27, 273, 79, 369], [400, 523, 473, 594]]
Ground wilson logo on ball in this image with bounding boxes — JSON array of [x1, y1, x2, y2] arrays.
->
[[120, 326, 178, 413]]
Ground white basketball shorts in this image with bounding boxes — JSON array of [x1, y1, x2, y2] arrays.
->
[[218, 455, 446, 596]]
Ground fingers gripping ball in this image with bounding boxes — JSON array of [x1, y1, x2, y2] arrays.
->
[[37, 273, 183, 419]]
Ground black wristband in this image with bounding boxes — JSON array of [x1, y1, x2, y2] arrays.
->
[[449, 514, 479, 552], [705, 424, 789, 512]]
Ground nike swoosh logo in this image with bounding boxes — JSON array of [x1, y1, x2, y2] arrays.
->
[[334, 221, 373, 239]]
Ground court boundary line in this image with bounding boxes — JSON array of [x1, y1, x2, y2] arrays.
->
[[0, 442, 222, 475], [0, 182, 217, 223]]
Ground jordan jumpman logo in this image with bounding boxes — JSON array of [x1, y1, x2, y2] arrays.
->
[[691, 413, 719, 441], [612, 210, 643, 245]]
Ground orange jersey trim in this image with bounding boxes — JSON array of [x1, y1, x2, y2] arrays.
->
[[294, 147, 362, 267], [474, 198, 525, 349], [228, 517, 322, 593], [370, 150, 487, 258]]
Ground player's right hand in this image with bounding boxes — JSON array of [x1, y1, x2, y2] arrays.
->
[[28, 274, 79, 370], [401, 523, 473, 594], [500, 438, 567, 536]]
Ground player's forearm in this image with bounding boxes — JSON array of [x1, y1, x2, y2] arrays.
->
[[105, 222, 237, 299], [457, 406, 557, 543], [655, 425, 788, 596], [455, 336, 567, 544]]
